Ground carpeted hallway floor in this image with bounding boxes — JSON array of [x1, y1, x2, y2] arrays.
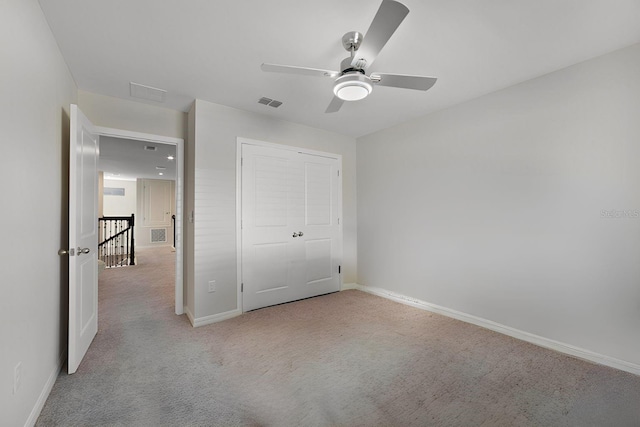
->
[[37, 246, 640, 426]]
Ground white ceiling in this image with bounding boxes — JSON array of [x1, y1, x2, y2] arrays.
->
[[100, 136, 176, 181], [39, 0, 640, 138]]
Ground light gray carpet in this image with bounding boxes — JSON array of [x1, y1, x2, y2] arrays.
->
[[37, 247, 640, 426]]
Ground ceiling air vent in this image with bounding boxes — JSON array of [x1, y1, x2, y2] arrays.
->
[[144, 145, 157, 151], [130, 82, 167, 103], [258, 97, 283, 108]]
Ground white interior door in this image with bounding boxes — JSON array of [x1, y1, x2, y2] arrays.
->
[[142, 178, 172, 227], [68, 104, 99, 374], [241, 143, 341, 311]]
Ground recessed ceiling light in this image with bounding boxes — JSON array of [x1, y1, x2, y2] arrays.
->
[[159, 172, 164, 176], [167, 155, 174, 160]]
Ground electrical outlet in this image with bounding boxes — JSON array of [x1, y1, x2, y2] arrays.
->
[[13, 362, 21, 395], [208, 280, 216, 293]]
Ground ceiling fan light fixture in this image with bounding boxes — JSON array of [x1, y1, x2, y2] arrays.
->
[[333, 73, 373, 101]]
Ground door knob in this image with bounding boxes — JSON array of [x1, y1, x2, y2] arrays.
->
[[77, 247, 91, 255], [293, 232, 299, 238], [58, 248, 75, 256], [298, 231, 304, 237]]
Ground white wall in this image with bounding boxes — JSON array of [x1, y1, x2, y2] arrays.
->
[[78, 91, 186, 140], [188, 100, 357, 320], [357, 43, 640, 367], [102, 179, 136, 216], [0, 0, 77, 425]]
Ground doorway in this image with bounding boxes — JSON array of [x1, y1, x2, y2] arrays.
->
[[96, 127, 184, 315]]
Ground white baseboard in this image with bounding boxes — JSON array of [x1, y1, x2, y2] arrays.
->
[[341, 282, 360, 291], [347, 284, 640, 377], [185, 306, 242, 328], [185, 306, 195, 326], [25, 352, 65, 427]]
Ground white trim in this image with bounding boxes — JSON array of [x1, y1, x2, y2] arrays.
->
[[25, 353, 65, 427], [190, 309, 242, 327], [238, 137, 342, 160], [185, 305, 195, 326], [95, 126, 184, 316], [349, 284, 640, 377], [341, 282, 360, 291], [236, 137, 343, 313], [94, 127, 182, 145], [236, 141, 243, 314], [336, 164, 343, 291]]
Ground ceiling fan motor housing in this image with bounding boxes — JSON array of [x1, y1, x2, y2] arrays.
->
[[340, 56, 365, 73]]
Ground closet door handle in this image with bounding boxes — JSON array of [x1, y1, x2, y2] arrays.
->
[[298, 231, 304, 237], [293, 232, 299, 238]]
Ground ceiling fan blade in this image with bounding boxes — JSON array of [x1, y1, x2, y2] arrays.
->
[[351, 0, 409, 70], [261, 63, 339, 78], [370, 73, 437, 91], [325, 96, 344, 113]]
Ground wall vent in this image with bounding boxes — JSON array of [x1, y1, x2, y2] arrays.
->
[[150, 228, 167, 243], [104, 187, 125, 196], [130, 82, 166, 102]]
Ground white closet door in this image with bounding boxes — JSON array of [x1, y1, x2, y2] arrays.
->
[[242, 143, 341, 311], [294, 153, 340, 300]]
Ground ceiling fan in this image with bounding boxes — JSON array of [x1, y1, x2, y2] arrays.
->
[[261, 0, 437, 113]]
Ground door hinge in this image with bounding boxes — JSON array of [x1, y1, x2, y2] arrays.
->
[[241, 283, 244, 292], [338, 170, 340, 177], [338, 265, 341, 274], [241, 157, 243, 166]]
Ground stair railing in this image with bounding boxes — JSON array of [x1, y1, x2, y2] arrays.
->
[[98, 214, 135, 268], [171, 214, 176, 248]]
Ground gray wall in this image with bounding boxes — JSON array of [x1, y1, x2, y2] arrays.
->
[[357, 43, 640, 366], [187, 100, 357, 320], [0, 0, 77, 425]]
